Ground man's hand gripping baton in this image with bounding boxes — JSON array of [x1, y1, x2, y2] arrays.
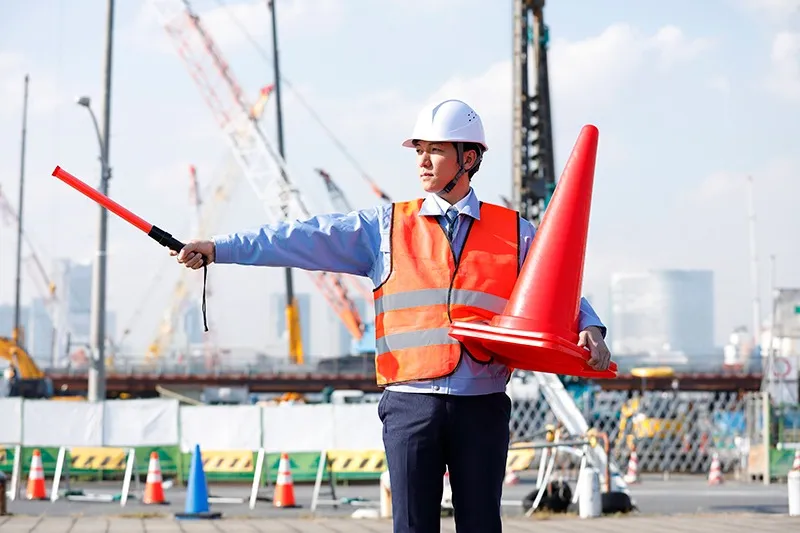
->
[[51, 165, 209, 331]]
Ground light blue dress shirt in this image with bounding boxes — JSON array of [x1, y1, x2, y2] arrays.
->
[[212, 188, 606, 397]]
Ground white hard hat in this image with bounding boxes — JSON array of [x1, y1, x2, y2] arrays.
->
[[402, 99, 488, 151]]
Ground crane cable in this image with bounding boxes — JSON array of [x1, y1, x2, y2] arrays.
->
[[210, 0, 391, 201]]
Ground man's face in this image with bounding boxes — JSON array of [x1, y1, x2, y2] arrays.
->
[[414, 140, 461, 193]]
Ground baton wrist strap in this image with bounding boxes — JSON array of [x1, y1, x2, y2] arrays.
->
[[148, 225, 209, 332]]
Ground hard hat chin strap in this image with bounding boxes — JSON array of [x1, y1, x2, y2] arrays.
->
[[440, 143, 466, 195]]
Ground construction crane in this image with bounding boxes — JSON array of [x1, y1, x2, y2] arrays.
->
[[0, 185, 61, 360], [128, 87, 274, 365], [142, 159, 235, 366], [149, 0, 365, 360], [512, 0, 557, 227]]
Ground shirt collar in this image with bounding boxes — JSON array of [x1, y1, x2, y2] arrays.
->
[[419, 188, 481, 220]]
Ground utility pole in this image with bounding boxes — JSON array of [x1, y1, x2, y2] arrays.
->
[[13, 74, 29, 347], [269, 0, 304, 364], [88, 0, 115, 402], [747, 175, 761, 364]]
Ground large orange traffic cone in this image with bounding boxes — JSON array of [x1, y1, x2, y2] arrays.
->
[[273, 453, 298, 508], [143, 451, 167, 504], [26, 449, 46, 500], [449, 125, 617, 378]]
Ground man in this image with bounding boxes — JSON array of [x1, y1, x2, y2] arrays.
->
[[175, 99, 611, 532]]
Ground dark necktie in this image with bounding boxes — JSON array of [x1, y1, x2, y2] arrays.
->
[[445, 207, 458, 243]]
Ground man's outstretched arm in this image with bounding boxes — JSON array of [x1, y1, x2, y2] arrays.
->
[[177, 207, 382, 277]]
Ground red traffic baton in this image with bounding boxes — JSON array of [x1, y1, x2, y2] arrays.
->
[[52, 165, 186, 253], [51, 165, 209, 331]]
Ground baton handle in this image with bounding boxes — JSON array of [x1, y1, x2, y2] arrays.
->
[[147, 225, 186, 253]]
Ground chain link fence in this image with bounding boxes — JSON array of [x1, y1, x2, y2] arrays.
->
[[510, 387, 749, 475]]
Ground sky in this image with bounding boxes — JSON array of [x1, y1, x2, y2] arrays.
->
[[0, 0, 798, 359]]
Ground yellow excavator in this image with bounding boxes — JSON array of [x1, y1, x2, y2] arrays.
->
[[0, 332, 83, 401]]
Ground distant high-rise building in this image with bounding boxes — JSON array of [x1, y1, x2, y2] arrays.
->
[[183, 303, 204, 346], [271, 292, 312, 358], [609, 270, 715, 357], [27, 298, 55, 364], [0, 304, 30, 343], [51, 259, 116, 360], [329, 296, 370, 357]]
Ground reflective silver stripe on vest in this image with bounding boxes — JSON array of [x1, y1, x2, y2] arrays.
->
[[374, 288, 508, 316], [376, 327, 458, 356]]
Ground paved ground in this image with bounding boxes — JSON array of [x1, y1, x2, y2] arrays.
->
[[5, 473, 793, 518], [0, 514, 798, 532]]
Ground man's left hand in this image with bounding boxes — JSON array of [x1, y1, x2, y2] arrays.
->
[[578, 326, 611, 371]]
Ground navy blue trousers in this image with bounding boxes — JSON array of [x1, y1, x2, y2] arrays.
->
[[378, 390, 511, 533]]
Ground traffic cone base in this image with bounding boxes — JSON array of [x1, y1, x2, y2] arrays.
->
[[450, 321, 617, 378], [448, 124, 617, 380], [175, 444, 222, 520]]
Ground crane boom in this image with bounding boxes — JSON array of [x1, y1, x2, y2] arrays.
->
[[150, 0, 364, 342]]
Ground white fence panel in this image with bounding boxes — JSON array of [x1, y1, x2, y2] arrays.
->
[[104, 398, 179, 447], [333, 403, 383, 450], [262, 404, 335, 452], [0, 397, 23, 444], [180, 405, 262, 452], [23, 399, 103, 447]]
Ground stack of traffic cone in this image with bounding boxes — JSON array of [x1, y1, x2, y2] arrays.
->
[[792, 450, 800, 472], [624, 450, 640, 484], [449, 125, 617, 379], [26, 449, 46, 500], [273, 453, 298, 508], [708, 453, 723, 485], [143, 451, 167, 505]]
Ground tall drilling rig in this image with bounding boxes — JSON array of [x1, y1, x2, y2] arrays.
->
[[512, 0, 556, 227]]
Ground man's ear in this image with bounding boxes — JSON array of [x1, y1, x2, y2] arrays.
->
[[463, 149, 477, 170]]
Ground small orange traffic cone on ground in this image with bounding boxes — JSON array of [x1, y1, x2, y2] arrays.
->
[[708, 453, 723, 485], [624, 450, 640, 484], [791, 450, 800, 472], [143, 451, 167, 504], [26, 449, 46, 500], [504, 469, 520, 485], [273, 453, 298, 508]]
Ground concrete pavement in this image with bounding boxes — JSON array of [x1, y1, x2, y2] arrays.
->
[[0, 514, 798, 532]]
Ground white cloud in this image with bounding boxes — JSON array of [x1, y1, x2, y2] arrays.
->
[[548, 24, 712, 101], [650, 26, 715, 68], [690, 170, 744, 203], [767, 31, 800, 102]]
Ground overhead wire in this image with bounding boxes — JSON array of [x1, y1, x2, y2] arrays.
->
[[209, 0, 391, 201]]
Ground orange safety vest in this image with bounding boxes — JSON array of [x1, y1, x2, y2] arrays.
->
[[373, 198, 520, 386]]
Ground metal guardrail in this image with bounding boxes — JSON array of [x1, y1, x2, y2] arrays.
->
[[40, 353, 766, 378]]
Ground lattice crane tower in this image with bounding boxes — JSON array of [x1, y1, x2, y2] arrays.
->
[[512, 0, 557, 227]]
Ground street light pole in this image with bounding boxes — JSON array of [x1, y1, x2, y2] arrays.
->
[[13, 74, 29, 347], [86, 0, 115, 402]]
